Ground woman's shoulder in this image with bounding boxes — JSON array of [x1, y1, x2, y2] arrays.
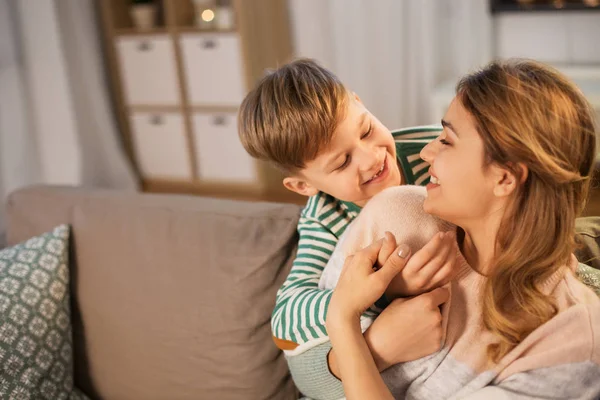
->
[[560, 263, 600, 308], [500, 271, 600, 382], [552, 267, 600, 362]]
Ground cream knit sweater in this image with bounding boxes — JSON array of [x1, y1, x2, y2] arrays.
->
[[319, 185, 600, 399]]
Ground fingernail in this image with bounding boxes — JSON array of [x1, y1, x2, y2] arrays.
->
[[398, 244, 410, 258]]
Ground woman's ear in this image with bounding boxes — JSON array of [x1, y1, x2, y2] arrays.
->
[[492, 163, 528, 197], [516, 163, 529, 184], [283, 176, 319, 197]]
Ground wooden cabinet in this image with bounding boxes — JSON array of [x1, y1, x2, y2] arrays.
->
[[98, 0, 304, 204]]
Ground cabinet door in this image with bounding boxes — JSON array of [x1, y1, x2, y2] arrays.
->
[[130, 112, 191, 179], [117, 36, 180, 105], [191, 112, 257, 182], [180, 33, 245, 106]]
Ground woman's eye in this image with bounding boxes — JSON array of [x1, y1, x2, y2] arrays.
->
[[336, 155, 350, 170], [361, 124, 373, 139]]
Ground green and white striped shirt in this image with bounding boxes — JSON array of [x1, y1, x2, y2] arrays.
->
[[271, 126, 442, 347]]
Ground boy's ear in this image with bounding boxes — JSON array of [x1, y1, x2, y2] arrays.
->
[[283, 176, 319, 197]]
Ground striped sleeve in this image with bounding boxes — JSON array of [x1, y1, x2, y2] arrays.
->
[[271, 214, 338, 345], [391, 124, 442, 141], [392, 125, 441, 186]]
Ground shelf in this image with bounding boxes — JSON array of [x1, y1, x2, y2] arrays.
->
[[129, 105, 183, 113], [114, 28, 170, 36], [174, 26, 237, 34], [99, 0, 294, 198], [188, 105, 239, 113], [491, 0, 600, 13]]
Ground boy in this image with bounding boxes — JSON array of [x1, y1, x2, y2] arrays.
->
[[238, 59, 455, 397]]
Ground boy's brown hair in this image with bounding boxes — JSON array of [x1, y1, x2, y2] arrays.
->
[[238, 58, 349, 174]]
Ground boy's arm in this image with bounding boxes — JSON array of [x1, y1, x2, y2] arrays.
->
[[286, 342, 345, 400], [271, 216, 338, 348]]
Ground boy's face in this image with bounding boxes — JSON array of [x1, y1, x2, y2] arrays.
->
[[284, 95, 401, 206]]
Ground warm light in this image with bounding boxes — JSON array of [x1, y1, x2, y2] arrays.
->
[[584, 0, 599, 6], [201, 9, 215, 22], [553, 0, 565, 8]]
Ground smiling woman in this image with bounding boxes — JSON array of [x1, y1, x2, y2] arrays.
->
[[326, 59, 600, 400]]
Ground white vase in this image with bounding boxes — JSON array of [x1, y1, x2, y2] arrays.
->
[[130, 4, 157, 30], [215, 6, 235, 30]]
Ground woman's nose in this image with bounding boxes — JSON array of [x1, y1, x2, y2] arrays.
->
[[420, 141, 436, 164]]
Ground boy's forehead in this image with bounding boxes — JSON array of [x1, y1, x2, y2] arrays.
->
[[301, 97, 368, 173], [313, 109, 369, 168], [330, 106, 369, 145]]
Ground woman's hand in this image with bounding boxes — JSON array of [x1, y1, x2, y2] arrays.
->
[[365, 288, 449, 371], [326, 236, 413, 399], [384, 230, 458, 299], [326, 233, 450, 375], [327, 235, 411, 324]]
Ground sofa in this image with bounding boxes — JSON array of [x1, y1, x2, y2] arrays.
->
[[3, 185, 600, 400], [4, 185, 301, 400]]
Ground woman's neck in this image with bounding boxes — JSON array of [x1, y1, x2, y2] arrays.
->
[[460, 214, 502, 276]]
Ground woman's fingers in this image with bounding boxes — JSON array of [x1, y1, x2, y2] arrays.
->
[[332, 239, 407, 320], [429, 250, 459, 287], [403, 231, 445, 275], [375, 242, 412, 285], [377, 232, 397, 269], [349, 238, 385, 273], [417, 232, 456, 283], [420, 287, 450, 309]]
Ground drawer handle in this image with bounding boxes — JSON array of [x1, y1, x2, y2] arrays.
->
[[137, 41, 152, 51], [213, 116, 227, 126], [201, 39, 217, 49], [150, 115, 163, 125]]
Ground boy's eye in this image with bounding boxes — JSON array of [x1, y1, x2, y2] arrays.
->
[[440, 138, 451, 146], [361, 123, 373, 139], [336, 155, 350, 170]]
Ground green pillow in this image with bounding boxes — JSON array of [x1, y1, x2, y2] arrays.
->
[[577, 262, 600, 297], [0, 225, 88, 399]]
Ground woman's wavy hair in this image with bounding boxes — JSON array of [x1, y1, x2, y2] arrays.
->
[[456, 59, 597, 361]]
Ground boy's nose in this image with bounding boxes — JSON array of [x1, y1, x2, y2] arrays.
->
[[357, 146, 379, 172]]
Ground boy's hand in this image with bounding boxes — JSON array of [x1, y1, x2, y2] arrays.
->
[[365, 287, 449, 371], [382, 231, 458, 299]]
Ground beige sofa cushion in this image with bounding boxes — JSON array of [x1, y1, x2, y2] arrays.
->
[[6, 186, 300, 400]]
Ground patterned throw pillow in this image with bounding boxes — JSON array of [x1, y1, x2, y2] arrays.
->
[[0, 225, 88, 400], [577, 262, 600, 297]]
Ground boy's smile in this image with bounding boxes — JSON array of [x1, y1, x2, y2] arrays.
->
[[283, 94, 401, 206], [362, 154, 389, 185]]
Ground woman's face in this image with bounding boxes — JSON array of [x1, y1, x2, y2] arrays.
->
[[420, 97, 503, 227]]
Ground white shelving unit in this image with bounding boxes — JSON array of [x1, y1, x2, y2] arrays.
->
[[98, 0, 304, 203]]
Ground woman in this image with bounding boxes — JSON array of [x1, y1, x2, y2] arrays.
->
[[327, 59, 600, 399]]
